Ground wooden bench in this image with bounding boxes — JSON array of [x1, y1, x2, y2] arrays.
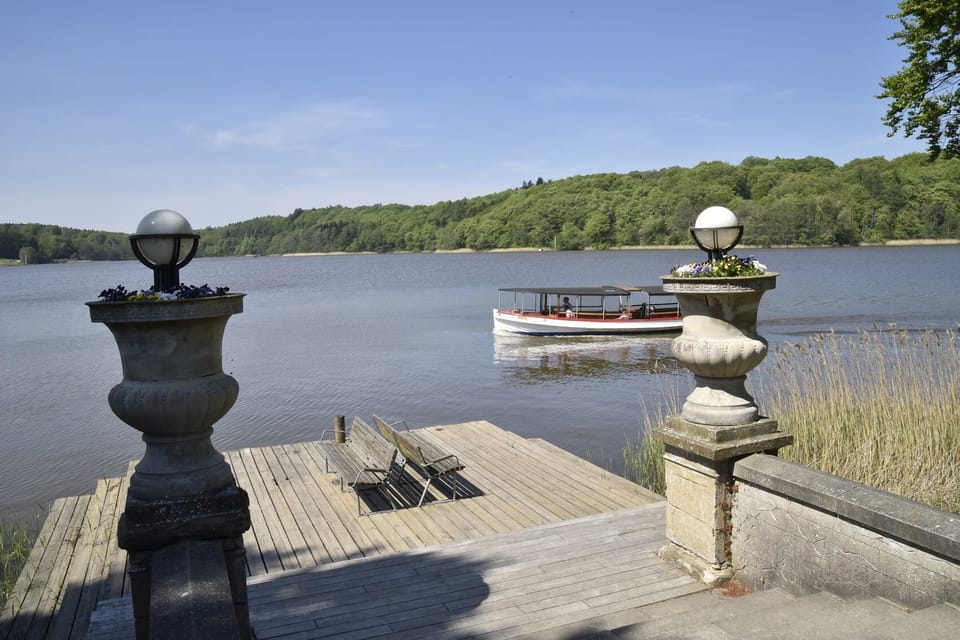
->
[[317, 416, 398, 515], [373, 416, 465, 507]]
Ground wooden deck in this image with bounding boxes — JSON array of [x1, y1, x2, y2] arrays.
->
[[88, 503, 707, 639], [1, 421, 664, 640]]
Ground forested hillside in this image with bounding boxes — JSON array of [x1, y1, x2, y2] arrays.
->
[[0, 224, 131, 264], [3, 154, 959, 263]]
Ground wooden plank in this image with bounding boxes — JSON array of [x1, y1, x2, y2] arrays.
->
[[74, 477, 123, 639], [260, 445, 332, 566], [23, 495, 90, 640], [452, 492, 526, 535], [508, 430, 650, 505], [47, 479, 113, 640], [383, 502, 444, 548], [105, 463, 134, 599], [525, 436, 663, 502], [297, 441, 393, 556], [91, 477, 123, 603], [423, 424, 579, 509], [0, 498, 68, 640], [246, 447, 301, 571], [268, 445, 338, 564], [415, 428, 562, 525], [238, 504, 686, 640], [427, 425, 588, 521], [279, 443, 373, 562], [234, 447, 285, 574], [433, 422, 633, 516], [226, 449, 270, 576]]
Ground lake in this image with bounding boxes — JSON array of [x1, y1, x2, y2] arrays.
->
[[1, 246, 957, 522]]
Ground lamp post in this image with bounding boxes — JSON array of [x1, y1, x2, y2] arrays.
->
[[88, 211, 253, 640], [655, 206, 792, 585]]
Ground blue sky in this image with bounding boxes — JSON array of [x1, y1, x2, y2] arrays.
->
[[0, 1, 925, 232]]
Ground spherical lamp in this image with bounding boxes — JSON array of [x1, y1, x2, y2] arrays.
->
[[690, 206, 743, 261], [129, 210, 200, 291]]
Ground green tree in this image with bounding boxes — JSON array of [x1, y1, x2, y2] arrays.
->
[[879, 1, 960, 157], [583, 210, 614, 248]]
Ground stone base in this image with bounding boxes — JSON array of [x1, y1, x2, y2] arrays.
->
[[662, 450, 732, 566], [119, 485, 251, 552], [654, 415, 793, 583], [658, 542, 734, 587], [655, 415, 793, 461]]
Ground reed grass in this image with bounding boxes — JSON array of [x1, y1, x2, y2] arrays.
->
[[623, 393, 675, 497], [623, 426, 666, 496], [0, 519, 34, 610], [625, 328, 960, 514], [764, 328, 960, 514]]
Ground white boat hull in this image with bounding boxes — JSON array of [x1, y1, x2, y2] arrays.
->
[[492, 309, 682, 336]]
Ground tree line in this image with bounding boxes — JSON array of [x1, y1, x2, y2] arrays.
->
[[0, 224, 132, 264], [2, 153, 959, 263], [199, 154, 960, 256]]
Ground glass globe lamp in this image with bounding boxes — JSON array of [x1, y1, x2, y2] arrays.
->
[[690, 206, 743, 261], [129, 210, 200, 291]]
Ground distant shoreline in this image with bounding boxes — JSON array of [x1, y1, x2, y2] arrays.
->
[[287, 239, 959, 257], [1, 239, 956, 266]]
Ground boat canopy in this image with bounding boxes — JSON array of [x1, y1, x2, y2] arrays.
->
[[497, 286, 632, 296], [497, 285, 672, 296]]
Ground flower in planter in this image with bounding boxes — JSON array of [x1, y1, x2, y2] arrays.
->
[[671, 255, 767, 278], [97, 283, 230, 302]]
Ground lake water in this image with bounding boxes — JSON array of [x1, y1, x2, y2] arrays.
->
[[1, 246, 957, 522]]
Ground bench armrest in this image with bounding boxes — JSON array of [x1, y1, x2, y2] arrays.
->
[[418, 450, 460, 468], [352, 467, 390, 484], [319, 429, 341, 441]]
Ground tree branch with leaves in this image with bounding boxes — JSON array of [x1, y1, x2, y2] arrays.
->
[[879, 1, 960, 158]]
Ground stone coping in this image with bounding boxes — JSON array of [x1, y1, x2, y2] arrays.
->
[[733, 454, 960, 563], [661, 272, 778, 294], [88, 293, 245, 322]]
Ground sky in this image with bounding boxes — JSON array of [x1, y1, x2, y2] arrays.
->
[[0, 1, 926, 232]]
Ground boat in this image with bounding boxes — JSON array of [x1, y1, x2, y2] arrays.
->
[[492, 285, 683, 336]]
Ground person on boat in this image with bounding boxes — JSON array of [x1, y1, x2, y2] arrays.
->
[[561, 296, 575, 317]]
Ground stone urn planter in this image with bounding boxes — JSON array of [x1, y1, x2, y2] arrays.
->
[[661, 273, 777, 427], [87, 294, 249, 548]]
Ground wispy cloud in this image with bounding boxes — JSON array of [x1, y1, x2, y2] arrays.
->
[[665, 113, 728, 129], [537, 79, 637, 102], [189, 102, 383, 152]]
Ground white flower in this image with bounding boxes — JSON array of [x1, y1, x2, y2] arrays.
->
[[673, 263, 695, 276], [750, 259, 767, 272]]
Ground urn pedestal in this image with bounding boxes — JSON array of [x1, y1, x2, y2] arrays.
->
[[654, 274, 792, 584], [89, 294, 253, 640]]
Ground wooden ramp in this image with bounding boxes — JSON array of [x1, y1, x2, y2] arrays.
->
[[1, 421, 663, 640], [88, 503, 707, 639]]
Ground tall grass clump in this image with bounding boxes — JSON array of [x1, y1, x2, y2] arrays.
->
[[764, 328, 960, 514], [624, 423, 666, 496], [624, 390, 680, 496], [1, 519, 34, 609]]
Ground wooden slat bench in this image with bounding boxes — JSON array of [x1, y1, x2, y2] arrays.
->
[[373, 415, 465, 507], [316, 416, 398, 515]]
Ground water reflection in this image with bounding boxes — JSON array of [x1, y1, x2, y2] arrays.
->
[[492, 333, 682, 384]]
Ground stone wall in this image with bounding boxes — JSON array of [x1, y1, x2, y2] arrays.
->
[[731, 454, 960, 608]]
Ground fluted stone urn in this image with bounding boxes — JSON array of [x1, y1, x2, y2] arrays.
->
[[654, 270, 793, 584], [661, 273, 777, 427], [88, 294, 249, 548], [89, 293, 255, 639]]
